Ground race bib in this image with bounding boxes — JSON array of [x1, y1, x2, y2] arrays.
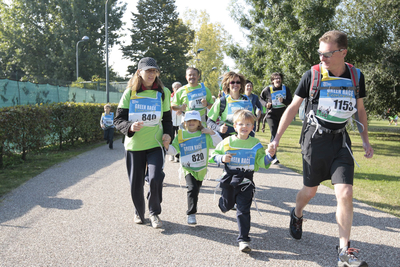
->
[[187, 86, 207, 111], [179, 134, 207, 171], [129, 92, 162, 126], [225, 97, 253, 125], [271, 87, 286, 108], [316, 89, 357, 124], [225, 143, 263, 171]]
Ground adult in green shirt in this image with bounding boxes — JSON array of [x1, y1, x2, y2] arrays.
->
[[114, 57, 173, 229], [171, 67, 214, 125]]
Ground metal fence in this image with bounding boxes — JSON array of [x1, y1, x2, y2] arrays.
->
[[0, 79, 127, 107]]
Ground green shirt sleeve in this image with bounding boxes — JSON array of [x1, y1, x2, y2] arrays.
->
[[118, 88, 131, 109], [207, 98, 221, 121], [163, 87, 171, 112]]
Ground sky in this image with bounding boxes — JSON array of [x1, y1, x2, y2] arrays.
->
[[109, 0, 248, 77]]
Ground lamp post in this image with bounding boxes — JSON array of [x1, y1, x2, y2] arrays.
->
[[196, 48, 204, 66], [105, 0, 109, 103], [76, 36, 89, 81]]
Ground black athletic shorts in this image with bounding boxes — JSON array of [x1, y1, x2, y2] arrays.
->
[[301, 125, 354, 187]]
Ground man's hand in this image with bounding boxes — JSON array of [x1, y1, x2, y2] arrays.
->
[[162, 134, 171, 150], [278, 97, 284, 103], [201, 98, 207, 107], [267, 102, 272, 109], [181, 103, 187, 111], [267, 143, 276, 157], [363, 143, 374, 158], [130, 121, 144, 132], [220, 123, 228, 134], [222, 153, 232, 163]]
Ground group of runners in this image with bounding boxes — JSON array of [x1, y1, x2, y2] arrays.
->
[[112, 30, 373, 267]]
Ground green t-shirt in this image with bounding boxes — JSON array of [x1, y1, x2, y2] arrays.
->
[[172, 83, 214, 121], [118, 87, 171, 151], [209, 135, 269, 172], [171, 129, 216, 181]]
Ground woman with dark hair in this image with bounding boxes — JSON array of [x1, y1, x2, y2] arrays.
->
[[207, 71, 253, 138], [114, 57, 173, 229]]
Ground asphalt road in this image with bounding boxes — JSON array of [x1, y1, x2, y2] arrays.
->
[[1, 139, 399, 266]]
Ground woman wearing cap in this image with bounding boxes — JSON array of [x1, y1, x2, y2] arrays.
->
[[114, 57, 173, 229], [207, 71, 253, 139], [163, 110, 221, 225]]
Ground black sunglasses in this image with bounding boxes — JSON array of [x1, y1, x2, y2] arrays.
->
[[229, 81, 241, 85]]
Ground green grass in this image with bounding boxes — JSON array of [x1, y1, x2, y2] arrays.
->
[[0, 139, 111, 199], [257, 116, 400, 218]]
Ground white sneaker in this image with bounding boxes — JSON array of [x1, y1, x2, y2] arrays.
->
[[169, 155, 174, 161], [150, 214, 162, 228], [271, 158, 280, 164], [187, 214, 197, 225], [174, 156, 180, 163], [239, 241, 251, 252], [134, 214, 143, 224]]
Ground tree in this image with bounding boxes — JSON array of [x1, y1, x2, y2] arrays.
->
[[184, 10, 228, 96], [0, 0, 126, 83], [227, 0, 341, 94], [335, 0, 400, 116], [122, 0, 194, 88]]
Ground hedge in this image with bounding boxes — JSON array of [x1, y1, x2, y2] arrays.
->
[[0, 102, 119, 166]]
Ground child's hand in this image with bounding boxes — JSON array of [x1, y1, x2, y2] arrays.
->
[[162, 134, 171, 150], [267, 143, 276, 157], [222, 153, 232, 163], [201, 128, 215, 135]]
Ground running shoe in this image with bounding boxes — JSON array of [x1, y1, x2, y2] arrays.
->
[[187, 214, 197, 225], [337, 242, 368, 267], [150, 214, 162, 228], [239, 241, 251, 252], [289, 207, 303, 239]]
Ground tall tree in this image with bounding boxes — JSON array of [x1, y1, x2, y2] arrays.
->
[[122, 0, 194, 88], [335, 0, 400, 116], [227, 0, 340, 94], [184, 10, 228, 96], [0, 0, 125, 83]]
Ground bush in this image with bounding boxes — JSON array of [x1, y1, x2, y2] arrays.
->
[[0, 102, 119, 165]]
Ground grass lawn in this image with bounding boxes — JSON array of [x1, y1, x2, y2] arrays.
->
[[257, 116, 400, 218]]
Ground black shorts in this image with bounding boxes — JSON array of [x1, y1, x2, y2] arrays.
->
[[301, 126, 354, 187]]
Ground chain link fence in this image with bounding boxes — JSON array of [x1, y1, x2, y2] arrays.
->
[[0, 79, 127, 107]]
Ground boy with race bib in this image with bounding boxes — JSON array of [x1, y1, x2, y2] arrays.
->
[[164, 110, 222, 225], [209, 109, 275, 252]]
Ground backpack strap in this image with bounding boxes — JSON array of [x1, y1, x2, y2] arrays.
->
[[310, 64, 321, 99], [219, 95, 226, 117], [346, 62, 360, 98]]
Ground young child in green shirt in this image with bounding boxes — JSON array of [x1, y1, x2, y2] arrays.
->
[[209, 109, 275, 252], [164, 110, 222, 225]]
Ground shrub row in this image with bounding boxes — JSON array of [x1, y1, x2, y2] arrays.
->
[[0, 102, 119, 166]]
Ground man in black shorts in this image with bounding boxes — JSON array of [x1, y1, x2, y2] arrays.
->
[[271, 30, 373, 267]]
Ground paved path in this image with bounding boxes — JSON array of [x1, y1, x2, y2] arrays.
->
[[1, 139, 399, 266]]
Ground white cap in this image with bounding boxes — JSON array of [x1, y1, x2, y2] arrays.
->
[[184, 110, 201, 122]]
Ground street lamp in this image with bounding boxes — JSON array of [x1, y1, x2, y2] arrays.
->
[[196, 48, 204, 63], [105, 0, 109, 103], [76, 36, 89, 80]]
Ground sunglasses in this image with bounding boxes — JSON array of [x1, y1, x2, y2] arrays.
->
[[229, 81, 241, 85], [317, 49, 345, 58]]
